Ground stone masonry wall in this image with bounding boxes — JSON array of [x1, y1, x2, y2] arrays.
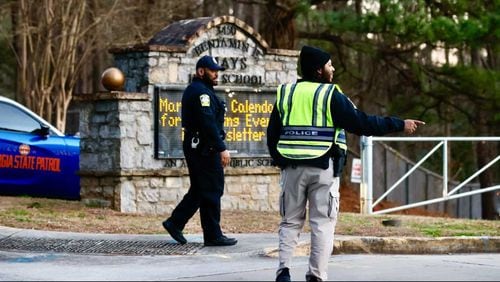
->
[[77, 91, 282, 215], [113, 49, 298, 94]]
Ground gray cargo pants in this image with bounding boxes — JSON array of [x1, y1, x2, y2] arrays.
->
[[277, 161, 340, 281]]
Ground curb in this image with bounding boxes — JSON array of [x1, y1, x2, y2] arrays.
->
[[335, 236, 500, 254], [263, 236, 500, 257]]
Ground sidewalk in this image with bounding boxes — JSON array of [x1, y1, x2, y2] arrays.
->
[[1, 225, 499, 256]]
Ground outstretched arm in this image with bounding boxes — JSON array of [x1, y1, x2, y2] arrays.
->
[[332, 89, 425, 136]]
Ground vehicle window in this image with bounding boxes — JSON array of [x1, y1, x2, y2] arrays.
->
[[0, 102, 42, 133]]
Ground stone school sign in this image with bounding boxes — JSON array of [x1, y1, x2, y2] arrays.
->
[[148, 17, 296, 162], [78, 16, 299, 214]]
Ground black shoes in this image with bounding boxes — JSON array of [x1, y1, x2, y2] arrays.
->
[[163, 220, 237, 247], [275, 269, 321, 282], [162, 219, 187, 245], [204, 235, 238, 246], [306, 274, 322, 282], [276, 267, 291, 282]]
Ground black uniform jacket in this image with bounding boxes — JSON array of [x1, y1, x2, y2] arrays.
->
[[267, 81, 405, 169], [182, 77, 226, 153]]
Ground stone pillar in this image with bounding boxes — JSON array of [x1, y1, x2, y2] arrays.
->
[[77, 92, 154, 209]]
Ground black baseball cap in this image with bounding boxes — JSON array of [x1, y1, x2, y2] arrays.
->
[[196, 55, 226, 71]]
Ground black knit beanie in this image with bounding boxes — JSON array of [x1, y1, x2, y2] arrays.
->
[[299, 45, 331, 79]]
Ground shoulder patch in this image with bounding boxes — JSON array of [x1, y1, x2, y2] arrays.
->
[[200, 94, 210, 107]]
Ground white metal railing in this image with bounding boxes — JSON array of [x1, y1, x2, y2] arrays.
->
[[360, 136, 500, 215]]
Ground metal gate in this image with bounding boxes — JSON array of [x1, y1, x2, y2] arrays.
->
[[360, 136, 500, 215]]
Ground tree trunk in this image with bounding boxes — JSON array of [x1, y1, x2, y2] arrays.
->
[[475, 108, 497, 220], [261, 0, 295, 49], [10, 1, 21, 103], [472, 47, 497, 219]]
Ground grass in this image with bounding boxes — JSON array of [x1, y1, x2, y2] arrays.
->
[[0, 195, 499, 237], [421, 227, 443, 237]]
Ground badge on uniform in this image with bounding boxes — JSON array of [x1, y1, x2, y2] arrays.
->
[[200, 94, 210, 107]]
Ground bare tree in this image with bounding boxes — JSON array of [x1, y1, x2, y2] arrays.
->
[[8, 0, 120, 132]]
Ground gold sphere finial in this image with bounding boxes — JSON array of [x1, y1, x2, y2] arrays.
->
[[101, 67, 125, 91]]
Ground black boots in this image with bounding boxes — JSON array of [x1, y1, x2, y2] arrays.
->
[[276, 268, 291, 282], [306, 274, 323, 282]]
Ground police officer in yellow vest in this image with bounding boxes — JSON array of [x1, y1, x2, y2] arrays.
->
[[267, 46, 425, 282]]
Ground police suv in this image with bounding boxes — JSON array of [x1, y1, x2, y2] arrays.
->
[[0, 96, 80, 200]]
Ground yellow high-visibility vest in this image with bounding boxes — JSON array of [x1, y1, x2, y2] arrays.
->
[[276, 81, 340, 159]]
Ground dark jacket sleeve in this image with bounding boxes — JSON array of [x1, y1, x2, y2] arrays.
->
[[198, 94, 226, 152], [332, 88, 404, 136], [267, 104, 283, 166]]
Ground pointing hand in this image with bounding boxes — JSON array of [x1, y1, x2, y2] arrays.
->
[[404, 119, 425, 134]]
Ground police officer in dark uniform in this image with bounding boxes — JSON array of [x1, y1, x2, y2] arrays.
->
[[162, 55, 237, 247]]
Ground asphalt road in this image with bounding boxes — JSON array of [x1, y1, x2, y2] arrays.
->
[[1, 250, 499, 281]]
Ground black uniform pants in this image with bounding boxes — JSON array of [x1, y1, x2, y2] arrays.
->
[[168, 143, 224, 241]]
